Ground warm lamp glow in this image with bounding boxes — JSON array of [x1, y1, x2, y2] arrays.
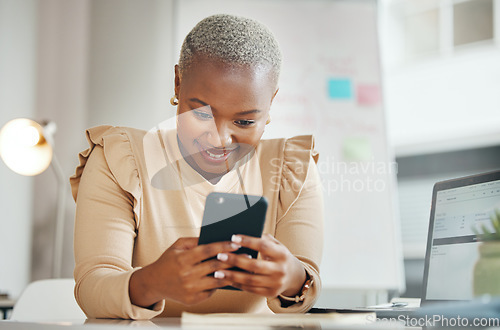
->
[[0, 118, 65, 278], [0, 118, 53, 176]]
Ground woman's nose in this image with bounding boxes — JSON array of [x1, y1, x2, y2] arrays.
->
[[208, 121, 233, 147]]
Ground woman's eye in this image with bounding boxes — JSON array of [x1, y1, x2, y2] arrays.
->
[[193, 110, 213, 120], [234, 120, 255, 127]]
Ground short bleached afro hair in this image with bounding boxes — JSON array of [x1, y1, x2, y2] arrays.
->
[[178, 14, 282, 83]]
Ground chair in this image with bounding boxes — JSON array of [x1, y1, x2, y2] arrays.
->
[[10, 278, 86, 322]]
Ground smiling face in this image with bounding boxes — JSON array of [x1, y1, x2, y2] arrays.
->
[[174, 58, 278, 182]]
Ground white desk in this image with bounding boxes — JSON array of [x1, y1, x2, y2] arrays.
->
[[1, 319, 181, 330], [5, 317, 500, 329], [0, 316, 405, 330]]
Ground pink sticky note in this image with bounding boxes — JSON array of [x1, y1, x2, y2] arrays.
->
[[357, 84, 381, 107]]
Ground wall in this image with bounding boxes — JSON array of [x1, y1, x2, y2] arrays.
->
[[380, 0, 500, 156], [385, 48, 500, 156], [31, 0, 90, 280], [0, 0, 37, 298], [87, 0, 175, 130]]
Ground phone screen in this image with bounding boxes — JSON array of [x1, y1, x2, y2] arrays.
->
[[198, 192, 268, 289]]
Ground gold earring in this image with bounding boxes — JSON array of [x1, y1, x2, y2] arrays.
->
[[170, 95, 179, 106], [266, 115, 271, 125]]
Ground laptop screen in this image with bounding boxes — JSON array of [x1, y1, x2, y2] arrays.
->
[[423, 171, 500, 302]]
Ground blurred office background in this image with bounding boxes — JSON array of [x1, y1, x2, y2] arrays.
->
[[1, 0, 499, 301], [380, 0, 500, 297]]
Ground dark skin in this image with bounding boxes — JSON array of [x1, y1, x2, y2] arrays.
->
[[129, 57, 306, 308], [175, 59, 273, 184]]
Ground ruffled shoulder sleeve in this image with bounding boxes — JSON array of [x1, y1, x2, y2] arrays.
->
[[278, 135, 319, 221], [69, 126, 142, 219]]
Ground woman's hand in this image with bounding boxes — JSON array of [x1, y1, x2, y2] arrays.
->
[[129, 237, 240, 307], [214, 234, 307, 298]]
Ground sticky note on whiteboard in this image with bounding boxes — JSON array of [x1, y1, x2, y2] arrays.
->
[[342, 137, 372, 161], [357, 84, 381, 107], [327, 78, 352, 99]]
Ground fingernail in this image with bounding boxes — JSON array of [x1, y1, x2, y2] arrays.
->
[[245, 254, 252, 259], [230, 243, 241, 250], [231, 235, 242, 244], [214, 271, 225, 279], [217, 253, 228, 261]]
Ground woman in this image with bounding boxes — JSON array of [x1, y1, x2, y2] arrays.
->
[[71, 14, 324, 319]]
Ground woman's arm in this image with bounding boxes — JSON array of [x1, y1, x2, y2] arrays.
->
[[74, 145, 161, 319], [74, 145, 240, 318]]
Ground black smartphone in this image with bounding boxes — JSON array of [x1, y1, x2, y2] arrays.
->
[[198, 192, 268, 290]]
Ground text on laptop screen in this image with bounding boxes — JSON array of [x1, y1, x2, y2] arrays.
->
[[426, 179, 500, 300]]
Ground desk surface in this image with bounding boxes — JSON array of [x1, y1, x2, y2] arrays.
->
[[0, 316, 408, 330], [3, 317, 500, 330], [0, 319, 408, 330], [1, 319, 180, 330], [3, 309, 500, 330]]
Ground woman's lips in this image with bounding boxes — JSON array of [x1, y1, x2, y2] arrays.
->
[[196, 142, 237, 164]]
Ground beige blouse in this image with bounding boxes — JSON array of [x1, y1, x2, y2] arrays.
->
[[70, 126, 324, 319]]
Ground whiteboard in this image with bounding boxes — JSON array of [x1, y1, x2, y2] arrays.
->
[[175, 0, 405, 291]]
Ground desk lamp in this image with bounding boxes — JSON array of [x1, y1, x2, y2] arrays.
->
[[0, 118, 66, 278]]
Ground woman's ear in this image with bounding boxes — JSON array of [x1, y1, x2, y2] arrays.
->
[[174, 65, 181, 97]]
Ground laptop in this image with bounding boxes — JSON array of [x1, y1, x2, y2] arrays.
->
[[314, 170, 500, 317], [421, 169, 500, 304]]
